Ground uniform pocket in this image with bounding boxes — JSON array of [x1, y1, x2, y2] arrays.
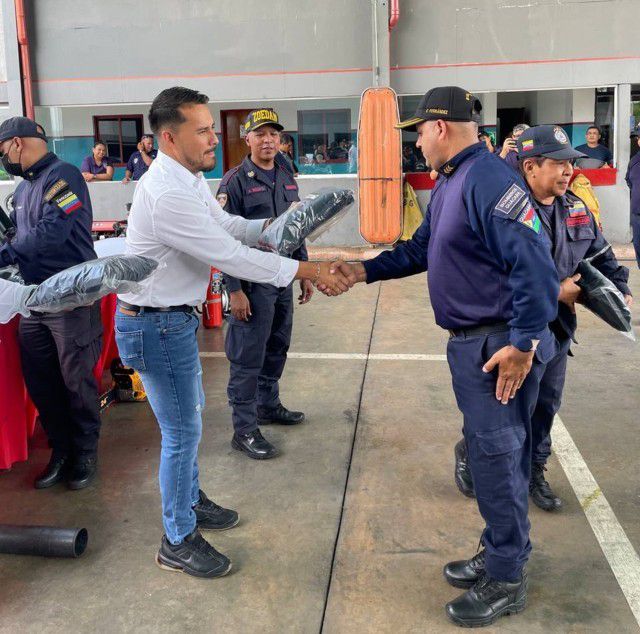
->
[[476, 425, 525, 456], [114, 328, 146, 372]]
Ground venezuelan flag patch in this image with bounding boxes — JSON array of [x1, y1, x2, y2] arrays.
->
[[517, 206, 541, 234], [54, 190, 82, 215]]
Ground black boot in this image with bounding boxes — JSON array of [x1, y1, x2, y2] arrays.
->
[[530, 463, 562, 511], [156, 529, 231, 578], [194, 489, 239, 530], [231, 429, 278, 460], [454, 439, 475, 498], [34, 454, 70, 489], [444, 548, 486, 588], [67, 456, 98, 490], [445, 572, 527, 628], [257, 404, 305, 425]]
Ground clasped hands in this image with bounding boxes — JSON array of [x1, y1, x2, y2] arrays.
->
[[302, 260, 367, 297]]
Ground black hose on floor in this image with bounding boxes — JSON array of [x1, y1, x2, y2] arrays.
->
[[0, 525, 88, 558]]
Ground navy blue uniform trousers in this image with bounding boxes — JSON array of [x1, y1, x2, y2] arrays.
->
[[225, 283, 293, 435], [447, 330, 547, 582], [631, 211, 640, 269], [19, 303, 102, 458], [530, 337, 571, 465]]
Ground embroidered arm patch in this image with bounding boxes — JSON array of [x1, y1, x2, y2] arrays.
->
[[43, 179, 69, 202], [494, 183, 528, 219], [53, 190, 82, 215]]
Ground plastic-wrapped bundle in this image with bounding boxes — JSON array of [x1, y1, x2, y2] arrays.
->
[[576, 259, 635, 341], [0, 277, 35, 323], [25, 255, 158, 313], [257, 188, 355, 256], [0, 266, 23, 284]]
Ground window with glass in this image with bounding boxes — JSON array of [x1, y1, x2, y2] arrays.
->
[[297, 109, 355, 174], [92, 115, 144, 166]]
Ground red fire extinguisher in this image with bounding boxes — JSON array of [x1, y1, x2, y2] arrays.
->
[[203, 268, 223, 328]]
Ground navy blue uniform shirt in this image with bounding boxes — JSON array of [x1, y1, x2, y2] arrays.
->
[[575, 143, 612, 165], [126, 149, 157, 180], [0, 152, 96, 284], [625, 151, 640, 214], [364, 142, 559, 354], [217, 153, 308, 292], [533, 190, 629, 342]]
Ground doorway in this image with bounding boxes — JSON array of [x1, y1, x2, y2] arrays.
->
[[221, 109, 252, 172], [496, 107, 526, 145]]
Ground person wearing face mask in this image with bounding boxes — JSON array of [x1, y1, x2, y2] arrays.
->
[[0, 116, 103, 491], [216, 108, 311, 460]]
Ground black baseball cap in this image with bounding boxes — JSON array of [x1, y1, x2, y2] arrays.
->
[[516, 125, 586, 161], [0, 116, 47, 145], [396, 86, 482, 131], [244, 108, 283, 133]]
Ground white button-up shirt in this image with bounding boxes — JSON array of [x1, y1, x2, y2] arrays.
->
[[119, 151, 299, 307]]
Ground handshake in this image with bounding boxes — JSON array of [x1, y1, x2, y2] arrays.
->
[[298, 260, 367, 296]]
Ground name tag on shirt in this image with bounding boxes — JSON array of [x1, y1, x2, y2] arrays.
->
[[248, 186, 267, 194]]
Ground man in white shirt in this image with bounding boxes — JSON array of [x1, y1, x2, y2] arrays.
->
[[115, 87, 352, 578]]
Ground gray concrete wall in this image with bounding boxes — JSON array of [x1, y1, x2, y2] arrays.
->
[[390, 0, 640, 95], [23, 0, 374, 105]]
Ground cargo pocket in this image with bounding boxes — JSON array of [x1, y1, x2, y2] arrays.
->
[[473, 425, 526, 501], [114, 328, 146, 372], [476, 425, 525, 456]]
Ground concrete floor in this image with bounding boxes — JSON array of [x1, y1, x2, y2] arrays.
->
[[1, 270, 639, 633]]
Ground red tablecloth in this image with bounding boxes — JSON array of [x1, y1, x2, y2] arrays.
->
[[0, 295, 118, 470]]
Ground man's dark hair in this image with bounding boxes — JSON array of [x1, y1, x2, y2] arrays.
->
[[149, 87, 209, 134], [93, 139, 106, 148], [518, 156, 546, 176], [587, 125, 601, 134]]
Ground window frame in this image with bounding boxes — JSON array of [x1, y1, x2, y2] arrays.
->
[[296, 108, 351, 161], [92, 114, 144, 167]]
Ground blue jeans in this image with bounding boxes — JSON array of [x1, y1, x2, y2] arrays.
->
[[115, 308, 205, 544]]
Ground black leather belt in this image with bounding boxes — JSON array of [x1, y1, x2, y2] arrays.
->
[[118, 300, 194, 314], [448, 322, 509, 339]]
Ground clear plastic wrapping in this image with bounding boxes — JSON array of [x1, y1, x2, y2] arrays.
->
[[257, 187, 355, 256], [0, 278, 36, 323], [576, 259, 635, 341], [25, 255, 158, 314]]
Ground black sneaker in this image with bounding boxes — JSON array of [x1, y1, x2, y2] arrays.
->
[[194, 489, 239, 530], [156, 529, 232, 578], [444, 548, 486, 589], [231, 429, 279, 460], [454, 439, 475, 498], [257, 404, 305, 425], [530, 463, 562, 511], [445, 572, 527, 628]]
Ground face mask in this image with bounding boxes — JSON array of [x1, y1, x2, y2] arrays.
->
[[1, 141, 24, 178]]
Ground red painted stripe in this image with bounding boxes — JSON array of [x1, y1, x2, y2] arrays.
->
[[407, 168, 617, 191], [405, 173, 437, 190], [34, 66, 373, 84], [392, 55, 640, 72], [570, 168, 617, 187]]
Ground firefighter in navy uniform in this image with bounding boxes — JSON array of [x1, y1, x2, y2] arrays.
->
[[0, 117, 102, 490], [216, 109, 311, 460], [340, 87, 560, 627], [453, 125, 631, 510]]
